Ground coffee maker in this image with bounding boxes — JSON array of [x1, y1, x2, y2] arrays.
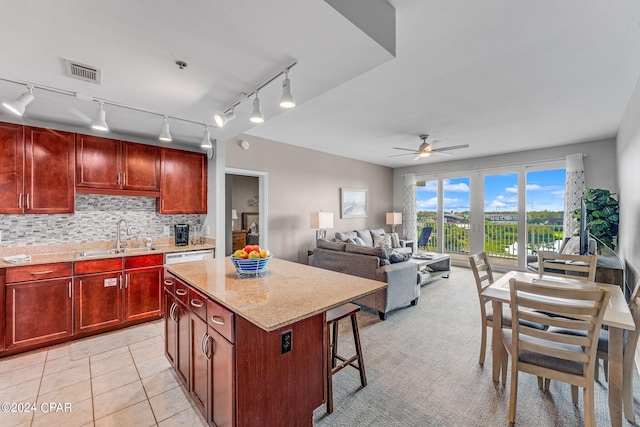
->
[[174, 224, 189, 246]]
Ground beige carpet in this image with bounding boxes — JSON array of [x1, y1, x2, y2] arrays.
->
[[313, 266, 640, 427]]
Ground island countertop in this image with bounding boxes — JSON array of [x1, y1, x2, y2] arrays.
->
[[166, 257, 387, 331]]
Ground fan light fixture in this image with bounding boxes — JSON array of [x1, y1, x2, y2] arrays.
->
[[250, 93, 264, 123], [279, 71, 295, 108], [214, 108, 235, 128], [159, 116, 172, 142], [2, 85, 34, 116], [200, 125, 212, 149], [91, 101, 109, 131]]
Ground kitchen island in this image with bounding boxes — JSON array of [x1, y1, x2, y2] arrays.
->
[[164, 257, 386, 427]]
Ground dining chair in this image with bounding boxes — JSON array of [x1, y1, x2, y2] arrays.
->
[[501, 278, 610, 427], [537, 251, 597, 282], [469, 252, 546, 366]]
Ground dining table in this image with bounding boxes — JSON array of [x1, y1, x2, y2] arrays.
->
[[481, 270, 635, 427]]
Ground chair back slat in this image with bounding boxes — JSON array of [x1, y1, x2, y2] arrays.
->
[[537, 251, 597, 282]]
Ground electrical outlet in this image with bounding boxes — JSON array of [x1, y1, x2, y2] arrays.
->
[[205, 225, 210, 236], [281, 329, 292, 354], [163, 226, 170, 237]]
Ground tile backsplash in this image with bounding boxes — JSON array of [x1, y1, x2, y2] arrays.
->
[[0, 194, 201, 247]]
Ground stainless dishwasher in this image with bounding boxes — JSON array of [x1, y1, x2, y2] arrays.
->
[[165, 249, 214, 264]]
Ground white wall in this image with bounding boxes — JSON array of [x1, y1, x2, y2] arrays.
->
[[225, 135, 394, 263]]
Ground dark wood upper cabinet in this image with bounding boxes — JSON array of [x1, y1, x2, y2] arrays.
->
[[160, 148, 207, 214], [76, 135, 160, 196], [0, 123, 74, 214]]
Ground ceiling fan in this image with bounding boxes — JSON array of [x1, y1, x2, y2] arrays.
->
[[389, 135, 469, 161]]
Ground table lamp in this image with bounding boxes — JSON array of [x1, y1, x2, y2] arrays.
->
[[310, 212, 333, 240], [386, 212, 402, 234], [231, 209, 238, 230]]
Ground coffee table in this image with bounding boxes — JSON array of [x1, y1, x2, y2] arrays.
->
[[409, 253, 451, 285]]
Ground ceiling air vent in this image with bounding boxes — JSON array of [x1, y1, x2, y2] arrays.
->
[[64, 60, 102, 84]]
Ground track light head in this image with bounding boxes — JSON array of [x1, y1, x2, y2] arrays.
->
[[214, 108, 235, 128], [2, 85, 34, 116], [91, 101, 109, 131], [200, 126, 212, 149], [250, 94, 264, 123], [279, 72, 295, 108], [159, 116, 172, 142]]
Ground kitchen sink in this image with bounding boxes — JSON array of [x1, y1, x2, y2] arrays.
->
[[75, 247, 158, 258]]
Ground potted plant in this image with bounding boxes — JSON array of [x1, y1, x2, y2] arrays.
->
[[573, 188, 619, 251]]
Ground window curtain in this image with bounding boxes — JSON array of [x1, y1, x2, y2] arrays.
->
[[403, 173, 417, 241], [563, 153, 585, 239]]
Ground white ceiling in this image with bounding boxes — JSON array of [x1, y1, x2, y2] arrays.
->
[[2, 1, 640, 168]]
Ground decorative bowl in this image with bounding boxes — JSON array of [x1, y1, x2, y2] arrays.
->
[[230, 255, 272, 276]]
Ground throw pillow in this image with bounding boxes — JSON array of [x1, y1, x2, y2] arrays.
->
[[389, 232, 401, 248], [347, 237, 367, 245], [355, 229, 374, 247], [373, 234, 392, 249], [335, 231, 358, 242], [389, 251, 411, 264], [561, 236, 580, 254]]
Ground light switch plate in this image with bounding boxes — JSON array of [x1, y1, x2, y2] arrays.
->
[[163, 226, 170, 236]]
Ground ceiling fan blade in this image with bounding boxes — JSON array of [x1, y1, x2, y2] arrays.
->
[[413, 155, 421, 161], [387, 152, 418, 158], [431, 151, 454, 157], [392, 147, 420, 152], [433, 144, 469, 152]]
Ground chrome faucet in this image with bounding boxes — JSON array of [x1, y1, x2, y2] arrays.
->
[[116, 218, 132, 251]]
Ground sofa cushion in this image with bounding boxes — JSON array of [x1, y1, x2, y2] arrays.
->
[[389, 251, 411, 264], [370, 228, 386, 237], [356, 229, 374, 247], [316, 239, 346, 251], [345, 243, 388, 260], [335, 231, 358, 242], [373, 234, 392, 249], [561, 236, 580, 254]]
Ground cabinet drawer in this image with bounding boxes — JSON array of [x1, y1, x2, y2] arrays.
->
[[6, 262, 73, 283], [188, 287, 207, 320], [75, 257, 123, 275], [174, 279, 189, 306], [207, 299, 235, 343], [124, 253, 163, 269], [163, 270, 177, 293]]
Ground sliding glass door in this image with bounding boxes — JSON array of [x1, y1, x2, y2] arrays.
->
[[483, 172, 519, 268]]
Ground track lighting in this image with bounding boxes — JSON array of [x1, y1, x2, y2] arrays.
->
[[250, 93, 264, 123], [214, 108, 235, 128], [2, 85, 34, 116], [91, 101, 109, 131], [279, 71, 295, 108], [200, 125, 212, 149], [159, 116, 172, 142]]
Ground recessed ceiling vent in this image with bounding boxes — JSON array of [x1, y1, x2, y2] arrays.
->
[[64, 60, 102, 84]]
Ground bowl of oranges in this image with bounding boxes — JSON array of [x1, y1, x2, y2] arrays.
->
[[230, 245, 272, 276]]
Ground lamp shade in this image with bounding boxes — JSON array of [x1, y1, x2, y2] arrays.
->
[[231, 209, 238, 220], [310, 212, 333, 229], [386, 212, 402, 225]]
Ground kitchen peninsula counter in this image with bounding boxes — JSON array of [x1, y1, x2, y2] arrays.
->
[[164, 257, 386, 426], [166, 257, 386, 331]]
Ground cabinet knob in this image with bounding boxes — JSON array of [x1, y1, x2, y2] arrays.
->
[[190, 299, 203, 308], [210, 315, 224, 325], [175, 288, 187, 296], [163, 279, 174, 286]]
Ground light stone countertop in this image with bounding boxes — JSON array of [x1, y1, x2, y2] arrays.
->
[[166, 257, 387, 332], [0, 239, 215, 268]]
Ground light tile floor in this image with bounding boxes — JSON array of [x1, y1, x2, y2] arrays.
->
[[0, 320, 208, 427]]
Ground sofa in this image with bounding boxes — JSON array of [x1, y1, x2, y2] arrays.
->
[[308, 239, 419, 320], [333, 228, 413, 255]]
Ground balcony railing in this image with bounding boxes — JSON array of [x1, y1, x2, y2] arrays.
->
[[416, 222, 563, 260]]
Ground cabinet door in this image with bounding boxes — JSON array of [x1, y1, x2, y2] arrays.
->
[[160, 148, 207, 214], [209, 328, 235, 427], [122, 142, 160, 193], [5, 277, 73, 350], [0, 122, 24, 214], [190, 313, 209, 415], [76, 134, 121, 190], [75, 272, 123, 333], [25, 126, 75, 214], [0, 269, 5, 352], [124, 266, 163, 322], [165, 291, 178, 368], [176, 300, 190, 386]]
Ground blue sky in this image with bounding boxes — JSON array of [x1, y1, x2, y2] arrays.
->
[[416, 169, 566, 212]]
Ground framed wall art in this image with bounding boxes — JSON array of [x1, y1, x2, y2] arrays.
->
[[341, 188, 368, 218]]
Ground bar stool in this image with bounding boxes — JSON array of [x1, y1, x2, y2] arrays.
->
[[326, 303, 367, 414]]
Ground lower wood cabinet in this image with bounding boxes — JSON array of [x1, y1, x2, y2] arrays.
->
[[4, 262, 73, 351], [165, 289, 190, 386], [124, 266, 163, 322], [75, 271, 123, 333]]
